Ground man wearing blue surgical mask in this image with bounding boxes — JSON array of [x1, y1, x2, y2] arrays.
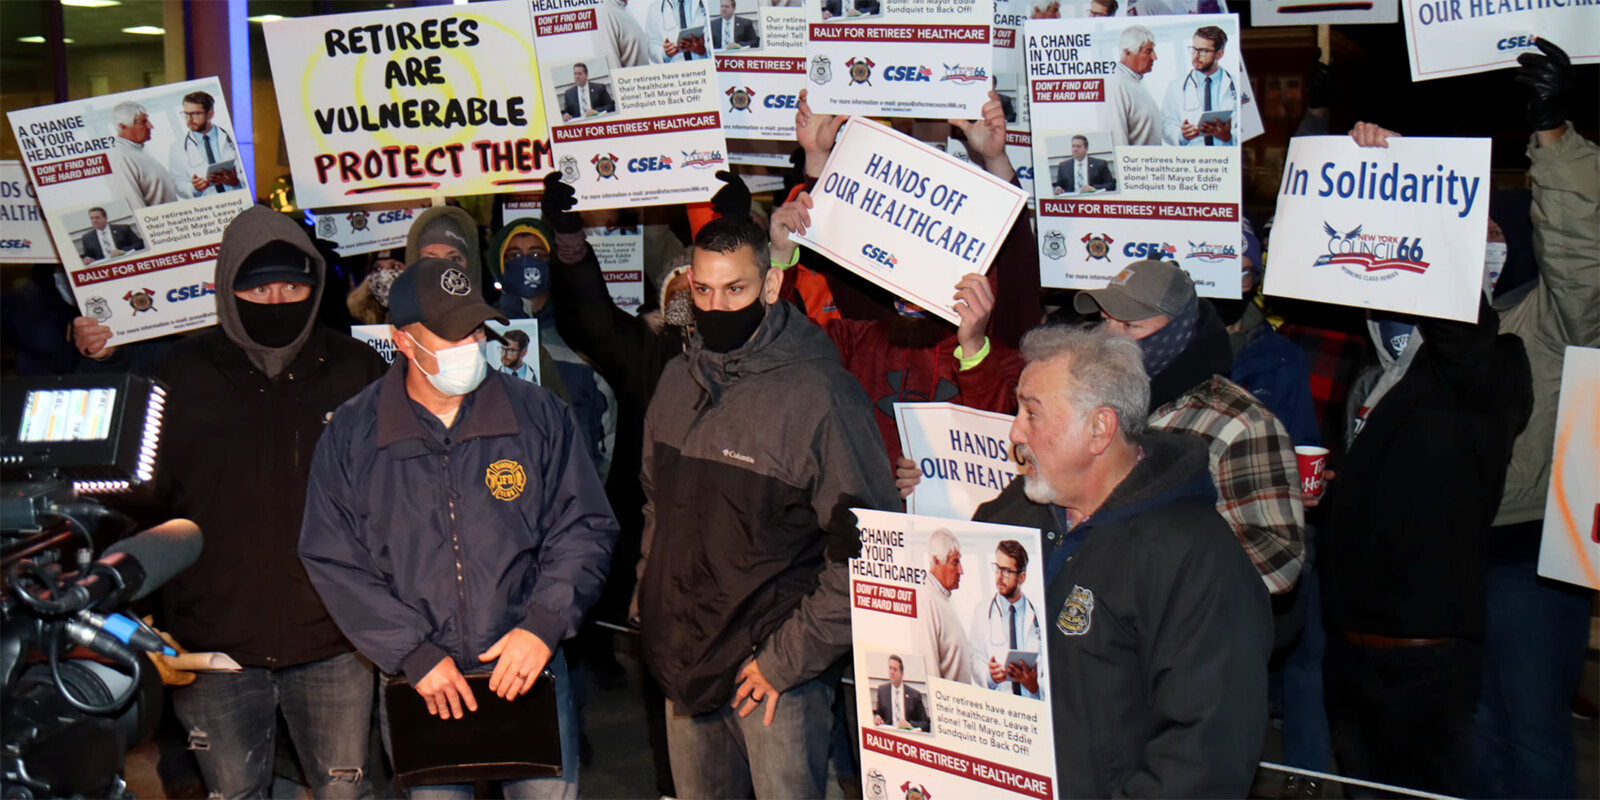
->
[[300, 256, 619, 800]]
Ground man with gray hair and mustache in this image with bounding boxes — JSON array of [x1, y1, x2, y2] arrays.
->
[[973, 325, 1270, 797], [912, 528, 978, 683], [107, 100, 180, 209]]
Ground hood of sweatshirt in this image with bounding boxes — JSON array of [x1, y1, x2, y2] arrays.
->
[[215, 205, 326, 378]]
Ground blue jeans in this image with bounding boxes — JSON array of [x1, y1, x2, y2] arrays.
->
[[665, 676, 834, 799], [172, 651, 375, 800], [1280, 560, 1332, 772], [379, 650, 579, 800], [1470, 555, 1594, 798]]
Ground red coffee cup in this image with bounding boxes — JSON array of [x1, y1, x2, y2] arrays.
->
[[1295, 446, 1330, 498]]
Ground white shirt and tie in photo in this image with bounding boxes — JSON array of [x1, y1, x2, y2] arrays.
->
[[971, 591, 1044, 699], [170, 123, 240, 197], [1163, 67, 1237, 147]]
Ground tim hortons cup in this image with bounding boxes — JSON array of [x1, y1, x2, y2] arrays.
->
[[1295, 446, 1330, 498]]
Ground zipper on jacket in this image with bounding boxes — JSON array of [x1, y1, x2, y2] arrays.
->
[[444, 451, 471, 665]]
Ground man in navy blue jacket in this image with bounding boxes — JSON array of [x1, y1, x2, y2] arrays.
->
[[300, 257, 619, 799]]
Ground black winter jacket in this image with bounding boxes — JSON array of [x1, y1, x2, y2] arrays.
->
[[639, 300, 899, 715], [975, 431, 1272, 798]]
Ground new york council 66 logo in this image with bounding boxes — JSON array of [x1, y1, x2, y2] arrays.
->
[[1313, 222, 1429, 282]]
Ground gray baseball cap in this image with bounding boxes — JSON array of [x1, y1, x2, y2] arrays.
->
[[1074, 259, 1195, 321]]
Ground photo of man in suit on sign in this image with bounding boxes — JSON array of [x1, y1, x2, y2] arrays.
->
[[79, 206, 145, 265], [710, 0, 759, 49], [1052, 134, 1117, 194], [872, 654, 931, 732], [561, 62, 617, 122]]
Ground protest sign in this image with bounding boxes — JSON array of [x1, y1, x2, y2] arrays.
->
[[352, 320, 543, 385], [790, 118, 1028, 325], [263, 2, 552, 209], [1398, 0, 1598, 80], [897, 402, 1023, 520], [7, 78, 253, 345], [1262, 135, 1489, 323], [309, 202, 427, 258], [1250, 0, 1398, 25], [715, 0, 809, 140], [1025, 15, 1242, 296], [851, 508, 1056, 800], [535, 0, 729, 210], [0, 161, 60, 264], [1538, 346, 1600, 591], [803, 0, 995, 119], [587, 225, 647, 314]]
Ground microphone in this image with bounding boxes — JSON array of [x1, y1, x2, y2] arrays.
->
[[62, 519, 202, 611]]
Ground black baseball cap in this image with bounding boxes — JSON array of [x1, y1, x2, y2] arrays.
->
[[236, 241, 319, 290], [388, 258, 508, 341]]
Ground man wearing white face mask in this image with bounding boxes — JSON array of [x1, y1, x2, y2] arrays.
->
[[300, 256, 619, 800]]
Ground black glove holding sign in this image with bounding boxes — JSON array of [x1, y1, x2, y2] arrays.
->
[[1514, 38, 1572, 133], [541, 171, 584, 234]]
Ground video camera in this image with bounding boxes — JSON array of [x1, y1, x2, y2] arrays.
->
[[2, 374, 201, 799]]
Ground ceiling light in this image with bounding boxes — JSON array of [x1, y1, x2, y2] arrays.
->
[[17, 36, 76, 43], [121, 26, 166, 35], [247, 14, 287, 23], [62, 0, 122, 7]]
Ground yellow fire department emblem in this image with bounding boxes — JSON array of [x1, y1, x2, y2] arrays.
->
[[485, 459, 527, 501]]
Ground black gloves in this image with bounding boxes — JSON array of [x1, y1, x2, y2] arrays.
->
[[1306, 59, 1334, 111], [710, 170, 752, 219], [1515, 38, 1571, 133], [541, 171, 584, 234]]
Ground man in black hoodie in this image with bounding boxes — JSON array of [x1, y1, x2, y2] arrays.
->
[[141, 205, 388, 798], [973, 325, 1271, 796]]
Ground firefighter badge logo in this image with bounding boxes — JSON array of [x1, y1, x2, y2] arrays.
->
[[847, 57, 875, 86], [1056, 584, 1095, 636], [485, 459, 527, 501]]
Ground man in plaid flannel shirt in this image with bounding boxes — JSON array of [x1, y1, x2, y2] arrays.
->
[[1076, 260, 1305, 595]]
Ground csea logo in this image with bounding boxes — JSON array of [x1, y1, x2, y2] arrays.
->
[[680, 149, 726, 168], [861, 243, 898, 268], [167, 282, 216, 303], [627, 155, 674, 172], [884, 65, 933, 82], [1313, 222, 1430, 278], [1186, 242, 1237, 262], [1496, 35, 1538, 51], [376, 209, 415, 225], [0, 239, 32, 249], [764, 94, 799, 109], [1124, 241, 1176, 260], [941, 64, 987, 83]]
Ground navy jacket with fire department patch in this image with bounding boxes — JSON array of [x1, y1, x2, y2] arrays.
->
[[299, 361, 619, 684], [975, 430, 1271, 798]]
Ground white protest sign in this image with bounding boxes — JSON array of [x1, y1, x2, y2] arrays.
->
[[1538, 346, 1600, 591], [7, 78, 253, 345], [0, 161, 60, 264], [536, 0, 729, 210], [310, 203, 426, 258], [851, 509, 1056, 800], [790, 118, 1028, 325], [1251, 0, 1398, 25], [587, 226, 647, 314], [1399, 1, 1598, 80], [803, 0, 995, 119], [716, 0, 808, 140], [264, 3, 553, 208], [354, 320, 543, 385], [897, 402, 1023, 520], [1026, 15, 1242, 296], [1263, 135, 1489, 323]]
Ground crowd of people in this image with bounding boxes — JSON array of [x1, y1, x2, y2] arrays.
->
[[3, 30, 1594, 800]]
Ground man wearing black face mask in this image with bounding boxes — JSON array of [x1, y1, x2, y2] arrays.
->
[[132, 205, 389, 798], [637, 215, 898, 798]]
